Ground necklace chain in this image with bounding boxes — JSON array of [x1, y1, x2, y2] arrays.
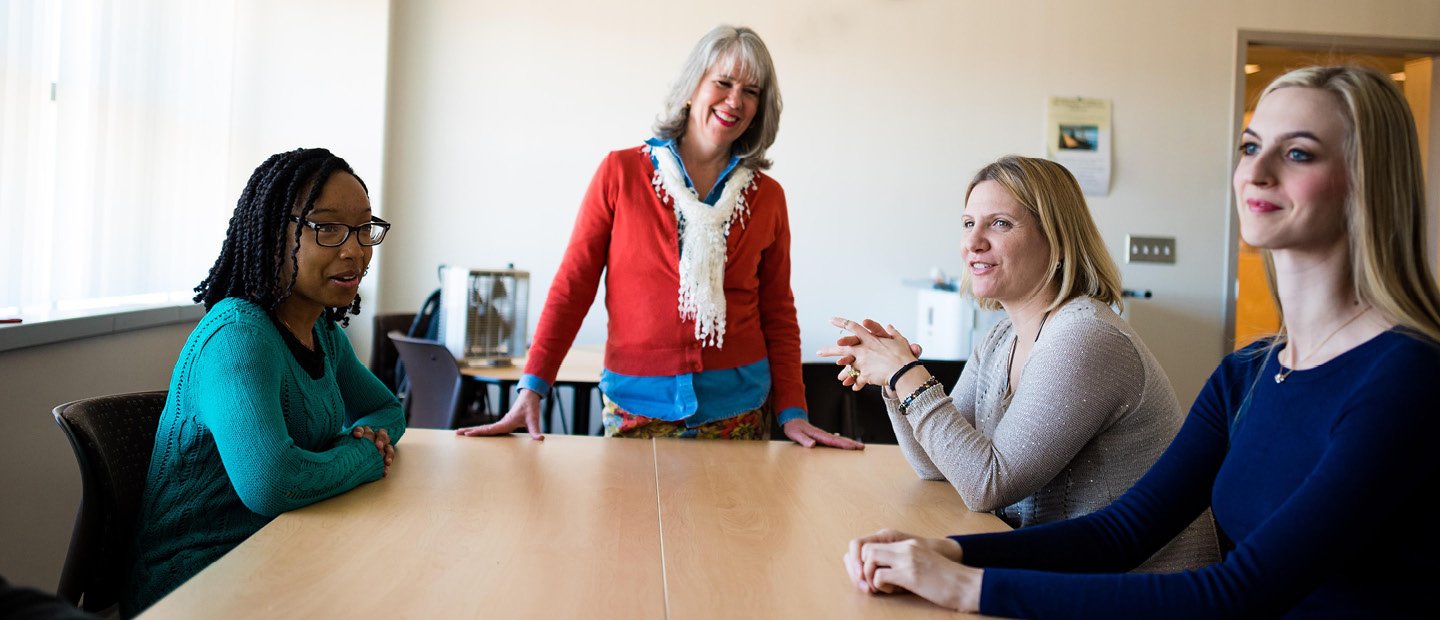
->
[[1005, 310, 1050, 396], [278, 314, 312, 347], [1274, 307, 1368, 384]]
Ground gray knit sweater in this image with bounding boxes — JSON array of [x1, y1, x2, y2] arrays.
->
[[886, 296, 1218, 571]]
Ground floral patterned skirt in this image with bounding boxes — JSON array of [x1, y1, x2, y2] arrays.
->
[[601, 395, 771, 440]]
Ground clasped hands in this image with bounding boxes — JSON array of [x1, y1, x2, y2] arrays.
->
[[350, 426, 396, 477], [816, 317, 922, 395], [843, 529, 983, 612]]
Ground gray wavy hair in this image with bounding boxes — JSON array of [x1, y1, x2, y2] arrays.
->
[[652, 25, 782, 170]]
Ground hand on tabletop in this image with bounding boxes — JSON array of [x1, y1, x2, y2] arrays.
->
[[845, 529, 962, 581], [816, 317, 922, 393], [782, 419, 864, 450], [351, 426, 396, 477], [455, 389, 544, 440], [843, 529, 979, 611]]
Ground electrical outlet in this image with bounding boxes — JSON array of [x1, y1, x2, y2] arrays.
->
[[1126, 235, 1176, 264]]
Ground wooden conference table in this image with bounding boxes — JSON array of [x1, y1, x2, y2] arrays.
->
[[461, 345, 605, 434], [141, 430, 1009, 619]]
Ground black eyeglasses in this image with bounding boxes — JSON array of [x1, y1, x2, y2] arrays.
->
[[289, 216, 391, 247]]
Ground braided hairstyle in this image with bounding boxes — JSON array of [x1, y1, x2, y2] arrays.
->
[[194, 147, 370, 326]]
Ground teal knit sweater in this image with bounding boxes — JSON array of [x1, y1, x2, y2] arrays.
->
[[123, 298, 405, 616]]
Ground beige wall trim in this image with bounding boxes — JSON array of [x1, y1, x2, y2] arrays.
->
[[0, 304, 205, 354]]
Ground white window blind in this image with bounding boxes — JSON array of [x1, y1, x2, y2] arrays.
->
[[1, 0, 237, 319]]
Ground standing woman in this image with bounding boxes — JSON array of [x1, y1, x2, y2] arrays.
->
[[125, 148, 404, 616], [459, 26, 860, 448], [844, 65, 1440, 617]]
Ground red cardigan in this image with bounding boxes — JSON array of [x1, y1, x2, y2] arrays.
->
[[523, 146, 807, 415]]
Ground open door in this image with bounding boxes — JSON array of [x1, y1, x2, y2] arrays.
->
[[1226, 32, 1440, 351]]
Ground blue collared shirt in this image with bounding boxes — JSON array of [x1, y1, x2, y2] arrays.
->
[[518, 138, 805, 428]]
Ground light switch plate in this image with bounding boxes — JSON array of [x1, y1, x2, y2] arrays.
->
[[1126, 235, 1176, 264]]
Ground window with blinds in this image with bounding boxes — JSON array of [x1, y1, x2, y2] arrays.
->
[[0, 0, 237, 319]]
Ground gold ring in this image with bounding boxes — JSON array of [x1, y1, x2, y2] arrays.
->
[[848, 368, 861, 378]]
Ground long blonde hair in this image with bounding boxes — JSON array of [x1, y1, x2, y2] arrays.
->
[[961, 156, 1124, 312], [1258, 66, 1440, 343]]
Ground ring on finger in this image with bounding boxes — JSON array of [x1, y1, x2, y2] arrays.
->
[[847, 367, 862, 378]]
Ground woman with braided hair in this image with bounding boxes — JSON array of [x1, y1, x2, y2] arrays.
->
[[124, 148, 404, 616]]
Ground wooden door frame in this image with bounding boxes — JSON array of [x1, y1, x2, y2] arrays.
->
[[1223, 30, 1440, 351]]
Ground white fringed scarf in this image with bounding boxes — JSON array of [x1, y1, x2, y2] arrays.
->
[[648, 145, 756, 348]]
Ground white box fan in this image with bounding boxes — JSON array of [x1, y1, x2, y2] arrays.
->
[[438, 265, 530, 367]]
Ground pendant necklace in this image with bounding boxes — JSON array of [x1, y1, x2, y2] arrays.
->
[[1274, 307, 1368, 384]]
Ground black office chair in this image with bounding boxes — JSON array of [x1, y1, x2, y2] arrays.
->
[[849, 359, 966, 444], [780, 360, 967, 444], [369, 312, 417, 394], [388, 332, 488, 429], [771, 364, 862, 442], [52, 390, 167, 613]]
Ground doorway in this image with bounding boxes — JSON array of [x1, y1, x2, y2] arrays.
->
[[1225, 31, 1440, 351]]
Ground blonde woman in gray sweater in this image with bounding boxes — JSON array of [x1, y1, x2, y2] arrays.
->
[[820, 156, 1215, 571]]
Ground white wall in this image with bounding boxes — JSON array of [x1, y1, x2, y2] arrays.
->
[[0, 0, 391, 590], [379, 0, 1440, 407], [0, 323, 192, 589], [227, 0, 392, 358]]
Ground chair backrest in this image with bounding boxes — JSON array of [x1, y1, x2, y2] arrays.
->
[[407, 288, 443, 341], [850, 359, 966, 444], [783, 360, 967, 444], [388, 331, 465, 429], [785, 363, 859, 440], [51, 390, 167, 612], [369, 312, 417, 393]]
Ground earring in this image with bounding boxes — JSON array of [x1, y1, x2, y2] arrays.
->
[[685, 100, 692, 108]]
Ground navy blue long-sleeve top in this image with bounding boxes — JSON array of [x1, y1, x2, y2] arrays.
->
[[953, 330, 1440, 618]]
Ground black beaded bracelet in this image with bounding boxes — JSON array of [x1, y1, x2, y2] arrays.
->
[[898, 376, 941, 416], [889, 360, 926, 392]]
